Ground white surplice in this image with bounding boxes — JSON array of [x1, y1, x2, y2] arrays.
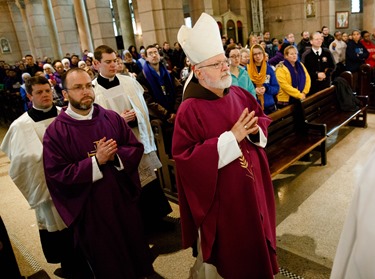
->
[[1, 112, 66, 231], [93, 74, 161, 187]]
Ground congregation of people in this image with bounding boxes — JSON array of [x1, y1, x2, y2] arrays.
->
[[2, 26, 375, 118], [1, 16, 375, 278]]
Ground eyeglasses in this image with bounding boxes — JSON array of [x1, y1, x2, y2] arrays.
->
[[147, 51, 159, 56], [198, 59, 231, 69], [66, 83, 95, 92], [253, 52, 263, 57], [230, 55, 240, 59]]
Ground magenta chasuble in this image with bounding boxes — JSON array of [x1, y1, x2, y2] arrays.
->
[[172, 82, 278, 278]]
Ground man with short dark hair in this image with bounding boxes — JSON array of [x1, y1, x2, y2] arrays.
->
[[43, 68, 154, 278], [70, 54, 79, 68], [25, 54, 42, 76], [263, 31, 273, 54], [92, 44, 173, 231], [322, 26, 335, 48], [297, 31, 312, 58], [136, 44, 181, 155], [1, 76, 85, 278], [162, 41, 173, 70]]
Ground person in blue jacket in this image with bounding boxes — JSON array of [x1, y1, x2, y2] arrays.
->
[[346, 29, 369, 91], [248, 44, 280, 114]]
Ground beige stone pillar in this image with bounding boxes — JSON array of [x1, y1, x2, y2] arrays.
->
[[24, 0, 53, 59], [137, 0, 184, 46], [51, 0, 81, 58], [15, 0, 36, 57], [363, 0, 375, 32], [131, 0, 143, 48], [188, 0, 205, 24], [86, 0, 116, 49], [73, 0, 94, 52], [319, 0, 335, 32], [41, 0, 62, 59], [116, 0, 135, 49]]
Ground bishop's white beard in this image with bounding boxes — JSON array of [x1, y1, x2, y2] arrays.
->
[[204, 70, 232, 90]]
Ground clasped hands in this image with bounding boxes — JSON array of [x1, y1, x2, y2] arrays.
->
[[95, 137, 118, 165], [120, 109, 136, 123], [231, 108, 259, 143], [255, 86, 265, 96]]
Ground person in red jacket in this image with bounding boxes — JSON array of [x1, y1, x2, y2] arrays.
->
[[361, 30, 375, 68]]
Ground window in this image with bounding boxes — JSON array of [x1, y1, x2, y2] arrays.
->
[[108, 0, 118, 36], [351, 0, 363, 13], [184, 17, 192, 28]]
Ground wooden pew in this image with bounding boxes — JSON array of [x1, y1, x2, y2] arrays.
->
[[151, 119, 178, 203], [300, 85, 368, 137], [357, 64, 375, 109], [266, 104, 327, 177]]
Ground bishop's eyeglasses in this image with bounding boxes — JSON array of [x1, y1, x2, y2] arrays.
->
[[198, 59, 231, 70]]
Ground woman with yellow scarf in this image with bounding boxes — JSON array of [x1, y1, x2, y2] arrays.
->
[[248, 44, 280, 114]]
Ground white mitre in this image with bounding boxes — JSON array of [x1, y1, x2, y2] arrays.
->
[[177, 13, 224, 65]]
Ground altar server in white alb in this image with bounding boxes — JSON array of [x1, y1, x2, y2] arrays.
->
[[92, 45, 172, 230], [330, 150, 375, 279], [0, 76, 88, 277]]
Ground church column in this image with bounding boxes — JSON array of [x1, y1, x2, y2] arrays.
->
[[15, 0, 36, 57], [41, 0, 62, 59], [363, 0, 375, 32], [137, 0, 184, 46], [86, 0, 116, 49], [24, 0, 53, 59], [116, 0, 135, 50], [188, 0, 205, 24], [72, 0, 94, 52], [319, 0, 335, 32]]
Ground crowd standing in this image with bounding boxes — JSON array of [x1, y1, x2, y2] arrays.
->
[[1, 26, 375, 116], [1, 19, 375, 278]]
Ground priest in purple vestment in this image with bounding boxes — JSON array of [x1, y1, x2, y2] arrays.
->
[[173, 13, 278, 278], [42, 68, 154, 279]]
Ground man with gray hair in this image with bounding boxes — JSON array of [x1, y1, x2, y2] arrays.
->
[[173, 12, 278, 278]]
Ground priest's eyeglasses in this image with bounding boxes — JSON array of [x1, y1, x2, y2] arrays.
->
[[198, 59, 231, 70], [66, 84, 95, 92]]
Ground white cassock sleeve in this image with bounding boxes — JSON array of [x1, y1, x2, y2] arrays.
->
[[217, 125, 267, 169], [92, 154, 124, 182]]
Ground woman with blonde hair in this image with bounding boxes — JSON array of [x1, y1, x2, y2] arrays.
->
[[275, 45, 311, 108], [248, 44, 280, 114]]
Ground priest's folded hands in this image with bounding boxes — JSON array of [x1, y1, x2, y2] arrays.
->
[[94, 136, 118, 165], [231, 107, 259, 142]]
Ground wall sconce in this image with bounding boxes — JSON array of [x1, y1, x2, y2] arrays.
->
[[275, 16, 283, 22]]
